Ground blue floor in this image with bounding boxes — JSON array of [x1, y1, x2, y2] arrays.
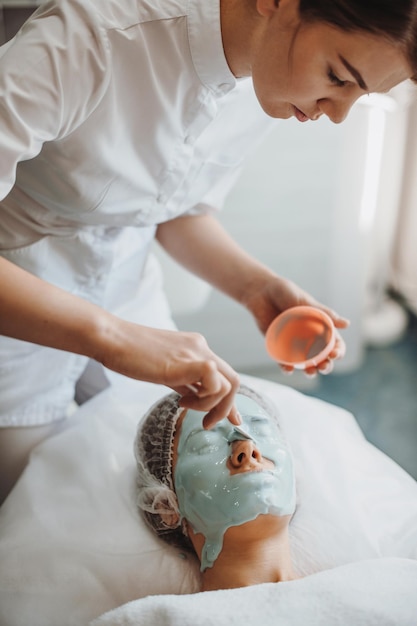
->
[[307, 311, 417, 480]]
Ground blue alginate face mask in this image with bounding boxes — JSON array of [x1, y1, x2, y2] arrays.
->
[[174, 394, 296, 571]]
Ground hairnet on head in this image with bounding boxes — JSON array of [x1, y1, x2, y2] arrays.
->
[[134, 384, 282, 550], [134, 391, 191, 549]]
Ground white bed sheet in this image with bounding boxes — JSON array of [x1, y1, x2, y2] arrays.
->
[[0, 375, 416, 626]]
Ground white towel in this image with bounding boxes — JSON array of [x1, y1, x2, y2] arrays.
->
[[90, 558, 417, 626]]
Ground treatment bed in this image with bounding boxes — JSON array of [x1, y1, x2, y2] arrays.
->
[[0, 373, 416, 626]]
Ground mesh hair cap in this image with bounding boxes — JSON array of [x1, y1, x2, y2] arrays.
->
[[134, 385, 281, 550], [134, 392, 186, 547]]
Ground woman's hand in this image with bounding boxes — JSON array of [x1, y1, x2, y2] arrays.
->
[[156, 214, 349, 378], [243, 273, 350, 377], [96, 319, 241, 429], [0, 256, 240, 429]]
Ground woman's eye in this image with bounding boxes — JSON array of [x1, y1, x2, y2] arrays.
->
[[328, 69, 347, 87], [245, 418, 281, 442], [250, 416, 271, 428], [198, 444, 218, 455], [188, 431, 221, 455]]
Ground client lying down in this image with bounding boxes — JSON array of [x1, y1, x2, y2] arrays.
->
[[135, 384, 299, 591]]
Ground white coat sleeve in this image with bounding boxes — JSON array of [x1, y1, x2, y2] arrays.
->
[[0, 0, 109, 200]]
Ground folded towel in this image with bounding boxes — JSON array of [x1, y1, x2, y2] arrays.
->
[[90, 558, 417, 626]]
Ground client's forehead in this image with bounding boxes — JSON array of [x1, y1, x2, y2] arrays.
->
[[172, 392, 278, 452], [234, 394, 272, 420]]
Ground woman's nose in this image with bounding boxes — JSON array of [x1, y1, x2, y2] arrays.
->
[[318, 94, 359, 124], [228, 439, 263, 470]]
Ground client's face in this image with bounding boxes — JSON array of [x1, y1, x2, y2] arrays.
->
[[172, 393, 296, 571]]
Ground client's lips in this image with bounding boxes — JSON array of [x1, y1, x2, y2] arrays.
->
[[293, 106, 309, 122]]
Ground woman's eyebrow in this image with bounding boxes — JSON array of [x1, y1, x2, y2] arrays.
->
[[184, 428, 204, 444], [339, 55, 368, 91], [186, 426, 221, 442]]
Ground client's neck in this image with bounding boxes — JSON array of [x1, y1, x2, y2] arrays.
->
[[195, 515, 298, 592]]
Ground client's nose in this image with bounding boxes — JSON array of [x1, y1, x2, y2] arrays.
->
[[228, 439, 264, 471]]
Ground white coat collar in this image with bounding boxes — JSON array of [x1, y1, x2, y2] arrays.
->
[[187, 0, 236, 97]]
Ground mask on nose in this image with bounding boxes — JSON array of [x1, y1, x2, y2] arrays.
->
[[174, 394, 296, 570]]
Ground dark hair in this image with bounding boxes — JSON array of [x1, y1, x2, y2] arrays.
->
[[296, 0, 417, 80]]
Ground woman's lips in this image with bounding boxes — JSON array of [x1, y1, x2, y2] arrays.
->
[[293, 106, 309, 122]]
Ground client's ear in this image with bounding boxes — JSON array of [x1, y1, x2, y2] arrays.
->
[[155, 496, 180, 528], [159, 509, 180, 528]]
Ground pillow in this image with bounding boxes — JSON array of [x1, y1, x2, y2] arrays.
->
[[0, 375, 416, 626]]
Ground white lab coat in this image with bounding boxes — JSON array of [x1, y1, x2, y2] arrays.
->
[[0, 0, 276, 425]]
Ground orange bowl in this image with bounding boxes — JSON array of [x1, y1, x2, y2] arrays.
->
[[265, 306, 335, 369]]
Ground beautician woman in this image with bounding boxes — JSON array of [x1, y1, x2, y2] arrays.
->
[[0, 0, 415, 501]]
